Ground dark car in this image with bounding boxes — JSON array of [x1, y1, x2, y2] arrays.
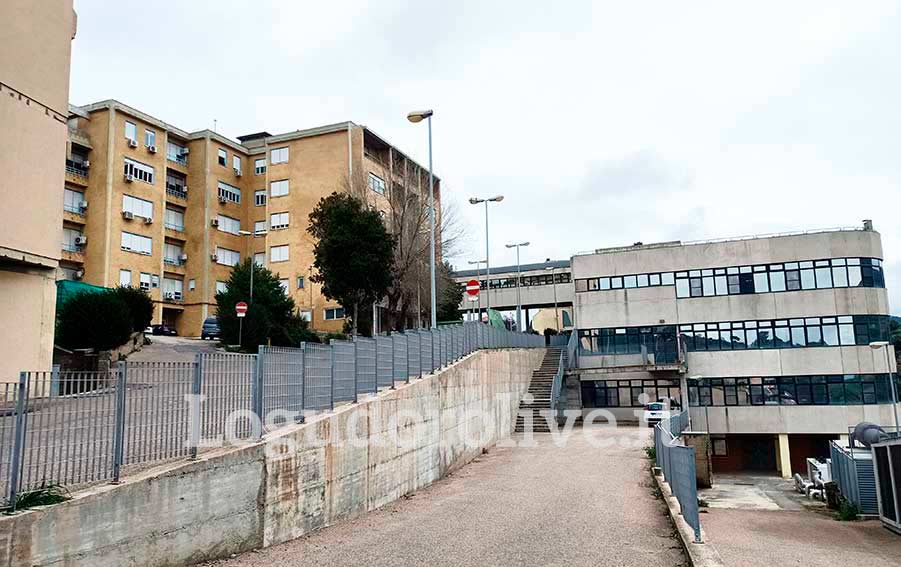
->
[[151, 324, 177, 336], [201, 317, 221, 340]]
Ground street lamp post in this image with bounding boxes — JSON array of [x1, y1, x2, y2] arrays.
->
[[237, 229, 267, 348], [545, 261, 559, 331], [468, 259, 486, 322], [505, 242, 530, 332], [469, 196, 504, 319], [407, 110, 437, 328], [870, 341, 899, 434]]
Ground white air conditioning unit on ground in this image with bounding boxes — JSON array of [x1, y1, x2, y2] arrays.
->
[[73, 269, 85, 280], [128, 139, 138, 148], [124, 173, 134, 182], [210, 254, 218, 262], [79, 200, 88, 210], [144, 216, 153, 224], [179, 253, 188, 261], [122, 210, 135, 220], [74, 235, 87, 246], [148, 145, 157, 153], [211, 218, 219, 227]]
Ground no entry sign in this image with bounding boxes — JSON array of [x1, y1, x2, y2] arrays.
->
[[466, 280, 480, 296], [235, 301, 248, 318]]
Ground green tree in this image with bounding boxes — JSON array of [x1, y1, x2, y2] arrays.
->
[[308, 192, 395, 335], [112, 286, 154, 332], [215, 259, 317, 352], [56, 291, 133, 350], [436, 260, 463, 322]]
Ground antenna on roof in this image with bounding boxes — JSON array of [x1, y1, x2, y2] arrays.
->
[[213, 119, 217, 133]]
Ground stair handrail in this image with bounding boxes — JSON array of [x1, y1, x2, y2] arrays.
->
[[549, 349, 565, 426]]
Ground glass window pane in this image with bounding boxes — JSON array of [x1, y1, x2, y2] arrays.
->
[[775, 327, 791, 347], [800, 269, 815, 289], [807, 326, 823, 346], [770, 271, 786, 292], [715, 275, 728, 296], [661, 272, 675, 285], [754, 272, 770, 293], [702, 277, 715, 296], [611, 277, 623, 289], [786, 270, 801, 290], [649, 274, 661, 286], [839, 324, 855, 345], [832, 267, 848, 287], [848, 266, 862, 286], [822, 325, 838, 346], [637, 274, 649, 287], [624, 275, 637, 288], [676, 279, 690, 298], [599, 277, 610, 290], [815, 267, 833, 289], [791, 326, 806, 347]]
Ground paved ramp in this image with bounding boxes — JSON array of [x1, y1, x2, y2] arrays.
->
[[212, 425, 686, 567]]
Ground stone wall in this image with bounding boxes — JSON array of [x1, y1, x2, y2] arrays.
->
[[0, 347, 544, 567]]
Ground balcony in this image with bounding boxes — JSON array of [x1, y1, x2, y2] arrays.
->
[[63, 206, 86, 225], [165, 223, 187, 240], [65, 160, 89, 186], [167, 153, 188, 167], [166, 184, 188, 201], [61, 244, 85, 263], [162, 291, 184, 304], [163, 257, 187, 275]]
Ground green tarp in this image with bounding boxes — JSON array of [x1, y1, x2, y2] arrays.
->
[[56, 279, 108, 310]]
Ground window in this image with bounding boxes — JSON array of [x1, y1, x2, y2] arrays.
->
[[712, 438, 727, 456], [215, 247, 240, 266], [297, 276, 305, 289], [144, 129, 156, 148], [125, 121, 137, 142], [233, 155, 242, 174], [270, 244, 289, 263], [368, 173, 387, 195], [254, 252, 265, 266], [690, 374, 897, 407], [270, 179, 289, 197], [139, 272, 152, 290], [299, 310, 312, 322], [119, 269, 132, 287], [217, 214, 241, 234], [121, 231, 152, 255], [167, 141, 187, 164], [279, 279, 290, 295], [254, 220, 266, 235], [166, 170, 187, 196], [165, 207, 185, 231], [218, 148, 227, 166], [62, 228, 82, 251], [164, 242, 184, 265], [254, 190, 267, 206], [123, 194, 154, 219], [325, 307, 345, 320], [124, 158, 154, 184], [162, 277, 184, 300], [217, 181, 241, 204], [270, 212, 289, 230], [254, 158, 266, 175], [63, 188, 84, 214], [188, 279, 196, 291], [270, 147, 289, 164], [216, 281, 228, 294]]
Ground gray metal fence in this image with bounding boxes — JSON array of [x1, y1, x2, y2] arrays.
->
[[4, 322, 541, 508], [654, 419, 701, 543]]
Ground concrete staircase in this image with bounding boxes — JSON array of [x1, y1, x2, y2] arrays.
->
[[515, 347, 563, 433]]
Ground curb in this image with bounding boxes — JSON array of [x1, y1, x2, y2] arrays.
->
[[652, 468, 725, 567]]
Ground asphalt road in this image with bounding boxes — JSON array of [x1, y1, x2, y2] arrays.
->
[[208, 425, 686, 567]]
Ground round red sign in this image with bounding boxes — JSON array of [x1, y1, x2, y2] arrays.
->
[[466, 280, 480, 296], [235, 301, 248, 314]]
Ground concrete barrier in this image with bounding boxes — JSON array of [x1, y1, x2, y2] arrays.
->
[[0, 347, 544, 567]]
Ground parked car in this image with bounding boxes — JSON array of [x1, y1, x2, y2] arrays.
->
[[643, 402, 669, 425], [151, 324, 177, 336], [201, 317, 221, 340]]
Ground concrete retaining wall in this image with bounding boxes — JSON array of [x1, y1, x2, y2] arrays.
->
[[0, 348, 543, 567]]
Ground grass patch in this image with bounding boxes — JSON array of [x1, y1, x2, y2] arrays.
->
[[13, 484, 70, 511], [835, 499, 859, 521], [644, 445, 657, 461]]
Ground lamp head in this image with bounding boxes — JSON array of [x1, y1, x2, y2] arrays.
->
[[491, 195, 505, 202], [407, 110, 434, 123], [468, 197, 481, 205]]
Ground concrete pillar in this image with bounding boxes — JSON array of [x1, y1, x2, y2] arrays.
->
[[776, 434, 792, 479]]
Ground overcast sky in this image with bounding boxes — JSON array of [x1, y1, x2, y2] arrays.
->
[[70, 1, 900, 314]]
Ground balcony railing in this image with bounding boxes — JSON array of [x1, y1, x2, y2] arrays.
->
[[164, 257, 185, 267], [166, 185, 187, 200], [65, 160, 88, 177], [62, 243, 82, 253], [167, 154, 188, 166], [63, 204, 84, 215], [164, 222, 185, 232]]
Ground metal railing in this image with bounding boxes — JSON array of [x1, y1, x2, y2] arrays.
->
[[565, 329, 578, 369], [654, 421, 701, 542], [166, 185, 187, 199], [4, 322, 542, 509], [65, 160, 88, 177], [549, 349, 565, 424]]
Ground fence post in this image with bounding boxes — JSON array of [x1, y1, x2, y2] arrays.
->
[[352, 341, 359, 403], [111, 361, 128, 483], [390, 336, 396, 389], [189, 354, 203, 460], [329, 343, 336, 410], [7, 373, 28, 512], [50, 364, 60, 397], [253, 352, 264, 438], [299, 343, 306, 422]]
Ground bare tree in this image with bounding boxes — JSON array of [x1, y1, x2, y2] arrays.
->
[[344, 152, 464, 330]]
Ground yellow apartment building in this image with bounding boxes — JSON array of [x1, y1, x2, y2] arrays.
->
[[0, 1, 77, 383], [61, 100, 441, 337]]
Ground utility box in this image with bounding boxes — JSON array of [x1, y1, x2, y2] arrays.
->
[[683, 432, 712, 488]]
